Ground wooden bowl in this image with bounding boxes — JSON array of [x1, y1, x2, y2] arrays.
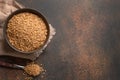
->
[[3, 8, 50, 54]]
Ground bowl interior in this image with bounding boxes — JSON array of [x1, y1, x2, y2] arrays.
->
[[4, 8, 50, 54]]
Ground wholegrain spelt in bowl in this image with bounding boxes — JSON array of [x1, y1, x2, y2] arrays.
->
[[4, 9, 50, 54]]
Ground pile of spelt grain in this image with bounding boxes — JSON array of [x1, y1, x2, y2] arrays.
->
[[7, 12, 47, 52], [24, 63, 44, 76]]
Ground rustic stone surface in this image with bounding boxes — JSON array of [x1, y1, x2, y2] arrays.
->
[[0, 0, 119, 80]]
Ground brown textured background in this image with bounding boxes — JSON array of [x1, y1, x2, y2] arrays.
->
[[0, 0, 120, 80]]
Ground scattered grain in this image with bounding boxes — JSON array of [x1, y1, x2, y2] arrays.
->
[[24, 77, 33, 80]]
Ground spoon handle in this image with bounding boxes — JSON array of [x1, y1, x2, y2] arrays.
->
[[0, 60, 13, 67], [0, 60, 24, 69]]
